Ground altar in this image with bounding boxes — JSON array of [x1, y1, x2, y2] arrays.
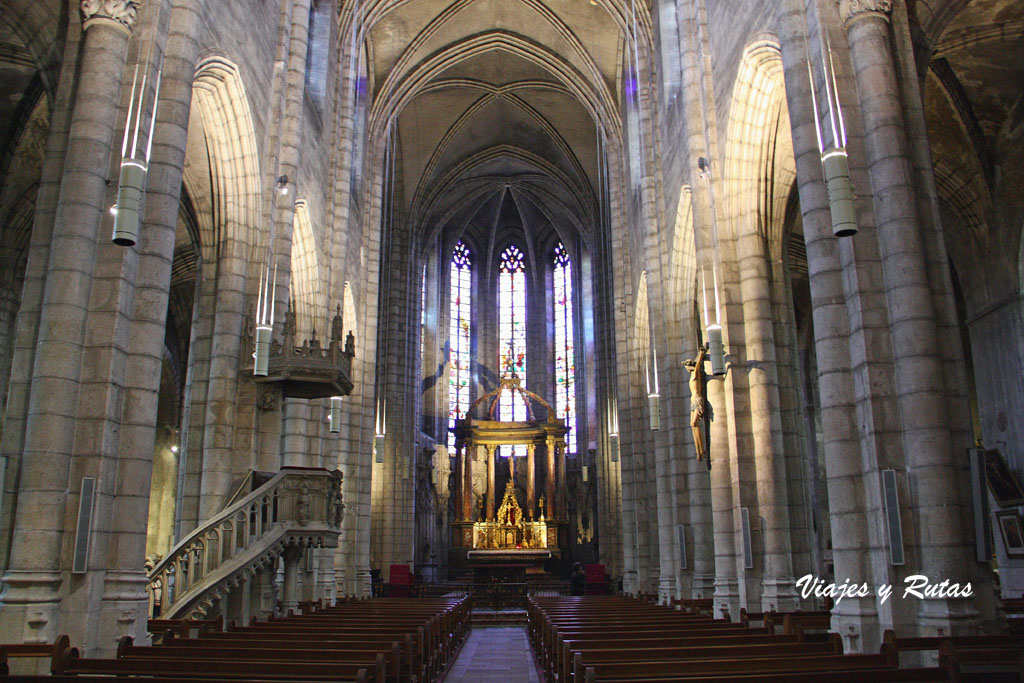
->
[[449, 376, 569, 576]]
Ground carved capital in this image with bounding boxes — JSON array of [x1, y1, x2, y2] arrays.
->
[[839, 0, 892, 26], [81, 0, 140, 34]]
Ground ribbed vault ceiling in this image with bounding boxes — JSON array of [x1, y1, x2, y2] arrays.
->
[[365, 0, 636, 252]]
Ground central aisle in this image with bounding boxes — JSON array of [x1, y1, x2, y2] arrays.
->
[[443, 626, 543, 682]]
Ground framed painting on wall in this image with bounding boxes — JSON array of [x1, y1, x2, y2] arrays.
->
[[996, 510, 1024, 559], [983, 449, 1024, 507]]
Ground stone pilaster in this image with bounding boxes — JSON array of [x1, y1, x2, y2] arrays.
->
[[101, 0, 203, 655], [0, 8, 133, 647], [843, 2, 979, 636], [737, 232, 799, 612]]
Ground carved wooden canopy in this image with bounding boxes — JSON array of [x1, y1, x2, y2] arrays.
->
[[453, 376, 567, 448]]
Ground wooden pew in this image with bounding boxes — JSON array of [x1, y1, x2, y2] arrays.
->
[[569, 636, 844, 680], [529, 595, 724, 668], [765, 610, 831, 633], [40, 597, 468, 683], [880, 629, 1024, 660], [250, 596, 469, 680], [0, 636, 75, 676], [574, 652, 902, 681], [129, 641, 401, 680], [878, 629, 1024, 681], [532, 596, 813, 681], [148, 615, 223, 639], [938, 640, 1023, 682], [670, 597, 714, 615], [547, 624, 769, 681], [555, 633, 808, 683], [582, 666, 950, 682], [782, 613, 833, 642], [1002, 596, 1024, 634], [49, 636, 375, 682], [181, 632, 415, 681]]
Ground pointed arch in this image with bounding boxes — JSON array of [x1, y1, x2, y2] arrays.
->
[[291, 200, 324, 341], [721, 36, 795, 258], [191, 56, 262, 258]]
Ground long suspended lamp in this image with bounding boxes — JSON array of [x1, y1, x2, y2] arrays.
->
[[701, 266, 727, 375], [608, 398, 620, 463], [253, 262, 277, 376], [329, 395, 343, 433], [112, 65, 162, 246], [374, 398, 386, 464], [645, 329, 661, 431], [807, 47, 856, 237]]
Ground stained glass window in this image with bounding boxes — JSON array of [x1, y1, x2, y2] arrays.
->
[[448, 242, 472, 449], [420, 264, 426, 363], [499, 245, 527, 456], [553, 243, 577, 454]]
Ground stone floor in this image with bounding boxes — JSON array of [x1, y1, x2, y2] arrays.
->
[[443, 626, 543, 682]]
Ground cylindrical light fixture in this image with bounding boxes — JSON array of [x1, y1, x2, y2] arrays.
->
[[329, 396, 342, 433], [112, 65, 161, 246], [808, 53, 857, 237], [582, 465, 589, 483], [822, 150, 856, 237], [374, 434, 386, 464], [254, 324, 271, 376], [112, 160, 147, 245], [707, 324, 726, 376], [608, 432, 620, 463], [648, 393, 661, 431]]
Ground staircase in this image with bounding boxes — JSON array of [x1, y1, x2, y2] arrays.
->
[[147, 467, 344, 621]]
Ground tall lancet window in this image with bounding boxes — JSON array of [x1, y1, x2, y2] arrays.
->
[[499, 245, 527, 456], [553, 243, 577, 454], [448, 242, 472, 449]]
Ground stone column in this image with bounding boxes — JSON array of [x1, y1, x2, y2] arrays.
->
[[777, 0, 877, 648], [253, 567, 276, 620], [737, 232, 798, 612], [545, 437, 556, 520], [454, 442, 464, 521], [0, 0, 136, 646], [841, 0, 977, 633], [281, 546, 303, 615], [103, 0, 204, 651], [225, 574, 250, 628], [526, 443, 536, 519], [462, 444, 473, 521], [485, 445, 496, 521], [0, 260, 21, 416], [556, 441, 567, 521]]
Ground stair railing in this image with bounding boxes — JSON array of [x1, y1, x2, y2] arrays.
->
[[148, 467, 343, 618]]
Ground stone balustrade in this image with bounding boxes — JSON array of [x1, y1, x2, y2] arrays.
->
[[147, 467, 343, 621]]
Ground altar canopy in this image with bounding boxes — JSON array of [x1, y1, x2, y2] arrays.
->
[[451, 376, 568, 553]]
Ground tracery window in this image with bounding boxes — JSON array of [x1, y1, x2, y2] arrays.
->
[[448, 242, 472, 449], [499, 245, 527, 456], [553, 243, 577, 454], [420, 263, 426, 363]]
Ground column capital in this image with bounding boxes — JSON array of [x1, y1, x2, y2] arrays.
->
[[839, 0, 892, 26], [81, 0, 140, 34]]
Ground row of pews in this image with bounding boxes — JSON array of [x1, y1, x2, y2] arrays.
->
[[1, 596, 469, 682], [1003, 594, 1024, 634], [527, 595, 1024, 682]]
